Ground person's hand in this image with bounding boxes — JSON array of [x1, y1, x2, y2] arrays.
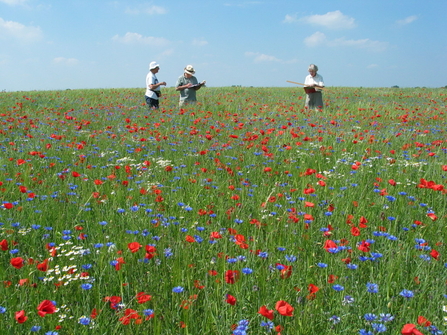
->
[[185, 83, 193, 88], [161, 82, 167, 86]]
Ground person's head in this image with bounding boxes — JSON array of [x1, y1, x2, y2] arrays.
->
[[184, 65, 195, 78], [308, 64, 318, 77], [149, 61, 160, 73]]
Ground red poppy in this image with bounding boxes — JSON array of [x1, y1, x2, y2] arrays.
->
[[323, 239, 337, 252], [258, 305, 274, 320], [401, 324, 424, 335], [225, 270, 240, 284], [119, 308, 140, 325], [0, 239, 8, 251], [10, 257, 25, 269], [136, 292, 152, 304], [276, 263, 292, 279], [430, 249, 439, 260], [357, 240, 370, 252], [15, 310, 27, 323], [275, 300, 293, 316], [36, 259, 49, 272], [417, 316, 431, 327], [226, 294, 237, 305], [37, 300, 57, 317], [127, 242, 142, 253], [94, 179, 103, 185]]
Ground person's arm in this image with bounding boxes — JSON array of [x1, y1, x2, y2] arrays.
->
[[175, 77, 192, 91], [150, 82, 166, 90]]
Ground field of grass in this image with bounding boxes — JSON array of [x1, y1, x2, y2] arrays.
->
[[0, 86, 446, 334]]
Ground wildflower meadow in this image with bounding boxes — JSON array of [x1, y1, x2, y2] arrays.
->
[[0, 86, 446, 334]]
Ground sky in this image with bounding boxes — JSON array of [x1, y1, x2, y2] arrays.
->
[[1, 0, 446, 91]]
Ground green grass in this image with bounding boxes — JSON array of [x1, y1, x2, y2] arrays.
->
[[0, 86, 446, 334]]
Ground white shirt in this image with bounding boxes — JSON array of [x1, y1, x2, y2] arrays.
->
[[145, 72, 159, 99], [304, 73, 324, 91]]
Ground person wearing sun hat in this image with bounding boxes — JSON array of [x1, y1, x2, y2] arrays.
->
[[145, 61, 166, 109], [175, 65, 206, 107]]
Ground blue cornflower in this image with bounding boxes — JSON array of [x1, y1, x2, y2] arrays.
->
[[328, 315, 341, 324], [371, 323, 387, 333], [0, 306, 6, 313], [81, 283, 93, 290], [78, 316, 91, 325], [379, 313, 394, 322], [364, 313, 377, 321], [366, 282, 379, 293], [164, 248, 173, 258], [227, 258, 238, 263], [242, 267, 253, 274], [98, 221, 108, 226], [260, 321, 274, 329], [342, 295, 354, 305], [332, 284, 344, 291], [346, 263, 358, 270], [317, 262, 328, 268], [143, 309, 154, 316], [399, 289, 414, 299], [258, 251, 268, 259], [359, 329, 374, 335], [30, 326, 41, 332], [285, 255, 297, 262], [172, 286, 184, 293]]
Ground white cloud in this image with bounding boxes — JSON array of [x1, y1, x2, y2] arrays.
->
[[112, 32, 169, 46], [329, 37, 388, 52], [53, 57, 79, 66], [245, 51, 281, 63], [283, 14, 297, 23], [0, 17, 42, 42], [192, 38, 208, 46], [304, 31, 327, 47], [397, 15, 418, 26], [0, 0, 28, 5], [301, 10, 356, 30], [125, 5, 167, 15], [304, 32, 387, 52]]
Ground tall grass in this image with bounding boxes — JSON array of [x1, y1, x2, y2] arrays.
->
[[0, 86, 446, 334]]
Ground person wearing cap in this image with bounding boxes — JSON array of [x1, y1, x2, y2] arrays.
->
[[175, 65, 205, 107], [145, 61, 166, 109], [304, 64, 325, 110]]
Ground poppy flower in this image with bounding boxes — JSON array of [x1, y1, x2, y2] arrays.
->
[[37, 300, 57, 317], [127, 242, 142, 253], [275, 300, 293, 316], [401, 324, 424, 335], [15, 310, 27, 323], [10, 257, 25, 269], [0, 239, 8, 251], [258, 305, 274, 320], [417, 316, 431, 327], [36, 259, 49, 272], [430, 249, 439, 260], [226, 294, 237, 305], [225, 270, 240, 284], [136, 292, 152, 304]]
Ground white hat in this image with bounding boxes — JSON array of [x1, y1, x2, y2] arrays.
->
[[149, 61, 160, 70], [184, 65, 195, 75]]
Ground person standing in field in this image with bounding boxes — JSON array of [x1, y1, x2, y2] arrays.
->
[[175, 65, 205, 107], [145, 61, 166, 109], [304, 64, 325, 110]]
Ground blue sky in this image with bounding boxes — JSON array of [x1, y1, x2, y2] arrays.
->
[[1, 0, 446, 91]]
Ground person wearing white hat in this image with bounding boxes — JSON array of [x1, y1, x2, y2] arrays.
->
[[145, 61, 166, 109], [175, 65, 205, 107]]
